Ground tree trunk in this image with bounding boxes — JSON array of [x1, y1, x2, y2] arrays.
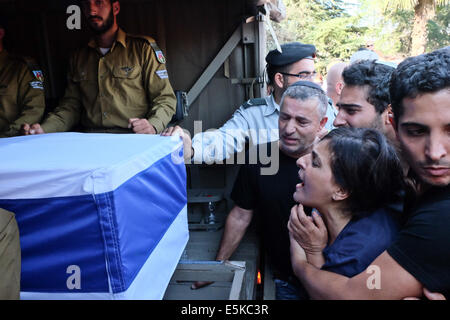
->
[[411, 0, 436, 56]]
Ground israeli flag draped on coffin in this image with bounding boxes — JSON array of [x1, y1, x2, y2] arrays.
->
[[0, 133, 188, 300]]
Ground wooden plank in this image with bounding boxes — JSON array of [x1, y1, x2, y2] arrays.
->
[[229, 266, 246, 300], [164, 261, 246, 300], [176, 217, 260, 300], [164, 282, 231, 300], [171, 271, 234, 282]]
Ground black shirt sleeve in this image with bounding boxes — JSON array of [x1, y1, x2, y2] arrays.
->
[[387, 189, 450, 297]]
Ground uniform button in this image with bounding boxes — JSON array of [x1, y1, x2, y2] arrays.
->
[[103, 112, 107, 117]]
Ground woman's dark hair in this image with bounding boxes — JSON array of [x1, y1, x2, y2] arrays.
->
[[322, 127, 404, 217]]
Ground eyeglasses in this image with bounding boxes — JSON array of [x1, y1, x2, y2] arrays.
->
[[279, 71, 317, 81]]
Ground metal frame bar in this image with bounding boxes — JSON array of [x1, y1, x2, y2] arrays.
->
[[186, 24, 243, 106]]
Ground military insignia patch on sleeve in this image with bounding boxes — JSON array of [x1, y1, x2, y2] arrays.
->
[[30, 81, 44, 90], [32, 70, 44, 82], [149, 42, 166, 64], [156, 70, 169, 79]]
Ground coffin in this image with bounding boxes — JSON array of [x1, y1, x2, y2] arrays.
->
[[0, 133, 188, 300]]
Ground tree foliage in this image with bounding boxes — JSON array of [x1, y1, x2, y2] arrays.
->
[[381, 0, 450, 55], [427, 4, 450, 51], [267, 0, 368, 75], [267, 0, 449, 76]]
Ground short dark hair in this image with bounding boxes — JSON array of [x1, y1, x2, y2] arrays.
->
[[281, 82, 328, 119], [389, 48, 450, 123], [342, 60, 395, 114], [322, 127, 404, 217]]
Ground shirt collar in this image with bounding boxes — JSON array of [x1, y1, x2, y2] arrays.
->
[[87, 28, 127, 51], [263, 94, 280, 116]]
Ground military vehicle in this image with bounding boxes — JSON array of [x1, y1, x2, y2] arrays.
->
[[0, 0, 287, 300]]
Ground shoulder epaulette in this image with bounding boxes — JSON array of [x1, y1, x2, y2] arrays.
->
[[8, 54, 41, 72], [22, 56, 41, 71], [16, 56, 44, 82], [242, 98, 267, 109], [129, 34, 166, 64], [128, 34, 156, 44]]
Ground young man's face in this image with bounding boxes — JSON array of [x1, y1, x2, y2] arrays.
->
[[396, 89, 450, 187], [334, 85, 384, 131], [81, 0, 118, 34]]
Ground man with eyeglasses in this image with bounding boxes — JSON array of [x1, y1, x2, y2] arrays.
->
[[163, 42, 335, 163], [21, 0, 176, 135]]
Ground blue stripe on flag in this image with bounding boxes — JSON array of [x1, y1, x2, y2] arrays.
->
[[0, 146, 187, 294], [100, 150, 187, 293], [0, 196, 109, 292]]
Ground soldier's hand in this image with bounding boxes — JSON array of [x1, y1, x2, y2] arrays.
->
[[128, 118, 156, 135], [20, 123, 45, 135], [20, 123, 31, 135], [161, 125, 193, 161]]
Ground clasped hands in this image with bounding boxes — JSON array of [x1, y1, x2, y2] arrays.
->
[[288, 204, 328, 268]]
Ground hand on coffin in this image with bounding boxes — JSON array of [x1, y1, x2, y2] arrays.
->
[[161, 125, 193, 161], [20, 123, 45, 135], [128, 118, 157, 135]]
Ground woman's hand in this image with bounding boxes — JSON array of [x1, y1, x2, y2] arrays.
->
[[288, 204, 328, 268]]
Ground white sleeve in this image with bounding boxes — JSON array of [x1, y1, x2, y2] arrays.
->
[[192, 107, 251, 164]]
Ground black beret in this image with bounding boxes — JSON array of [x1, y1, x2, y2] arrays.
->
[[289, 81, 325, 94], [266, 42, 316, 67]]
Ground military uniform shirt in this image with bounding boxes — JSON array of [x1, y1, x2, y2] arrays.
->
[[192, 95, 280, 163], [0, 51, 45, 137], [42, 28, 176, 134]]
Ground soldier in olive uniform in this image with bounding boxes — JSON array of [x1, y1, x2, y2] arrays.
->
[[0, 208, 21, 300], [0, 18, 45, 138], [23, 0, 176, 135]]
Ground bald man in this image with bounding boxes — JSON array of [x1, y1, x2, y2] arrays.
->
[[326, 62, 348, 110]]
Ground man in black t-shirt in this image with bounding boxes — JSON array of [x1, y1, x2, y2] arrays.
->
[[230, 140, 308, 299], [224, 81, 328, 299], [167, 81, 328, 299], [290, 48, 450, 299]]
